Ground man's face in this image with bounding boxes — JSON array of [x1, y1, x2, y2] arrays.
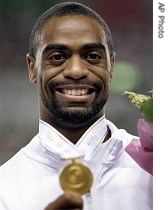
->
[[27, 15, 114, 125]]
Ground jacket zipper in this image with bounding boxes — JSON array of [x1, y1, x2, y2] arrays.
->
[[85, 191, 93, 210]]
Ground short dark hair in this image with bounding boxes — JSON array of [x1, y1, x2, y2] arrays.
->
[[28, 2, 114, 58]]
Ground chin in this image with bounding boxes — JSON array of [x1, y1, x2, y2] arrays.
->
[[50, 105, 98, 125]]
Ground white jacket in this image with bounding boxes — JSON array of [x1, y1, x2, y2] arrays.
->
[[0, 119, 153, 210]]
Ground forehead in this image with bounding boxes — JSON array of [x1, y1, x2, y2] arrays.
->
[[40, 15, 106, 47]]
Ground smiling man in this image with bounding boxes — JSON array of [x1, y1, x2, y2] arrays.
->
[[27, 9, 114, 140], [0, 2, 152, 210]]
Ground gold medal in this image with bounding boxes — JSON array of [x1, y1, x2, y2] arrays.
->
[[60, 160, 93, 195]]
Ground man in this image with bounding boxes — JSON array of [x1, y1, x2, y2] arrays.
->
[[0, 2, 152, 210]]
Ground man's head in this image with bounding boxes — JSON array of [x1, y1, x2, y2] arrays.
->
[[28, 2, 114, 59], [26, 2, 115, 128]]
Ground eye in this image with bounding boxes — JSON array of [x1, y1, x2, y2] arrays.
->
[[85, 51, 102, 63], [49, 52, 67, 65]]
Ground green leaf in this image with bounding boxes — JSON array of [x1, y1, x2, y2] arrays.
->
[[140, 98, 153, 122], [123, 91, 153, 123]]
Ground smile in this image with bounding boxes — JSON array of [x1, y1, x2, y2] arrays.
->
[[63, 88, 89, 96], [56, 86, 95, 96], [55, 86, 96, 103]]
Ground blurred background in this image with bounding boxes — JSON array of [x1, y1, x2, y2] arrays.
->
[[0, 0, 153, 165]]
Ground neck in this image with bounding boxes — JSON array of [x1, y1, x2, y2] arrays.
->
[[39, 115, 111, 161], [41, 112, 105, 144]]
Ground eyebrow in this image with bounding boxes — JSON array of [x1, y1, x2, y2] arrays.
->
[[42, 44, 69, 55], [81, 43, 106, 51], [42, 42, 106, 55]]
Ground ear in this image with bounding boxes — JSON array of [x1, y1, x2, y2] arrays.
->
[[26, 53, 37, 84], [109, 52, 115, 82]]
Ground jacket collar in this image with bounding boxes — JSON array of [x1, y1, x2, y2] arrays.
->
[[22, 119, 134, 171]]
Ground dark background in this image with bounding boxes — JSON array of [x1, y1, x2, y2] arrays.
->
[[0, 0, 153, 165]]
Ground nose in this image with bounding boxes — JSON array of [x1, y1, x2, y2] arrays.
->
[[63, 55, 89, 80]]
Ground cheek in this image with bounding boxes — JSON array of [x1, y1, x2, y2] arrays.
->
[[99, 70, 111, 89], [101, 75, 111, 99], [37, 71, 50, 100], [37, 66, 53, 88], [40, 63, 63, 84]]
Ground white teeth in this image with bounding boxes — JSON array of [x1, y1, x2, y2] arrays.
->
[[64, 89, 88, 96], [81, 89, 85, 95], [67, 90, 71, 95], [71, 89, 76, 95], [76, 89, 81, 95]]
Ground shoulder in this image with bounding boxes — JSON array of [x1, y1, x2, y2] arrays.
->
[[105, 119, 139, 147], [0, 149, 25, 178]]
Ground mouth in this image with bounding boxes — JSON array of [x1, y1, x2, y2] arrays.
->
[[55, 85, 96, 103], [57, 87, 95, 96], [56, 84, 96, 95]]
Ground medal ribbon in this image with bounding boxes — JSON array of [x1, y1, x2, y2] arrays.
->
[[39, 115, 107, 161]]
